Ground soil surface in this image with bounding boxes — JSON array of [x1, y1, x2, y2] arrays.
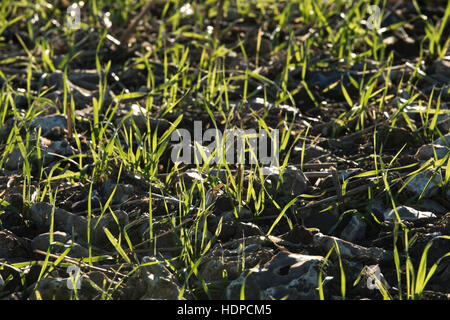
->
[[0, 0, 449, 300]]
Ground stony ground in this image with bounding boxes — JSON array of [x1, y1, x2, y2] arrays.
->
[[0, 0, 449, 300]]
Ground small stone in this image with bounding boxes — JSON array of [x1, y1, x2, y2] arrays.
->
[[119, 104, 170, 133], [415, 144, 449, 161], [384, 206, 437, 221], [437, 118, 450, 133], [217, 220, 237, 242], [405, 170, 441, 198], [31, 232, 70, 253], [262, 165, 311, 196], [376, 126, 413, 149], [44, 126, 65, 140], [31, 114, 67, 136], [29, 277, 71, 300], [63, 241, 90, 258], [200, 236, 274, 283], [209, 169, 228, 182], [30, 202, 129, 247], [283, 224, 314, 245], [46, 139, 75, 158], [432, 133, 450, 147], [340, 215, 366, 242], [29, 272, 103, 300], [303, 209, 339, 234], [437, 213, 450, 235], [293, 144, 329, 163], [430, 60, 450, 80], [71, 189, 102, 212], [235, 222, 264, 238], [226, 251, 324, 300], [101, 181, 134, 204], [4, 148, 24, 171], [0, 230, 28, 259], [139, 256, 181, 300], [222, 208, 253, 221], [313, 233, 393, 263]]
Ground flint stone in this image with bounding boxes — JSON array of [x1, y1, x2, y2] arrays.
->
[[31, 231, 71, 252], [384, 206, 437, 221], [340, 215, 366, 242], [313, 232, 393, 263], [31, 114, 67, 136], [415, 144, 449, 161], [4, 148, 24, 171], [200, 236, 274, 282], [64, 240, 90, 258], [418, 200, 448, 216], [29, 273, 105, 300], [30, 202, 129, 246], [293, 144, 329, 163], [139, 256, 181, 300], [226, 251, 324, 300], [101, 181, 134, 204], [433, 133, 450, 146], [45, 139, 75, 159], [262, 165, 311, 196], [405, 170, 441, 198], [0, 230, 28, 259], [120, 104, 170, 133], [303, 209, 339, 234], [29, 277, 72, 300]]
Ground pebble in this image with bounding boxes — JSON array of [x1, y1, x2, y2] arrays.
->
[[415, 134, 450, 161], [200, 236, 274, 282], [31, 114, 67, 136], [313, 232, 393, 263], [222, 208, 253, 221], [31, 231, 71, 253], [262, 165, 311, 196], [293, 144, 329, 163], [303, 209, 339, 235], [415, 144, 449, 161], [101, 181, 134, 204], [119, 104, 170, 133], [340, 215, 366, 242], [418, 199, 448, 216], [433, 133, 450, 147], [29, 272, 106, 300], [30, 202, 129, 247], [64, 240, 90, 258], [4, 149, 24, 171], [405, 170, 441, 198], [139, 256, 181, 300], [383, 206, 437, 221], [44, 139, 75, 161], [226, 251, 324, 300], [0, 230, 28, 259], [29, 277, 72, 300]]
